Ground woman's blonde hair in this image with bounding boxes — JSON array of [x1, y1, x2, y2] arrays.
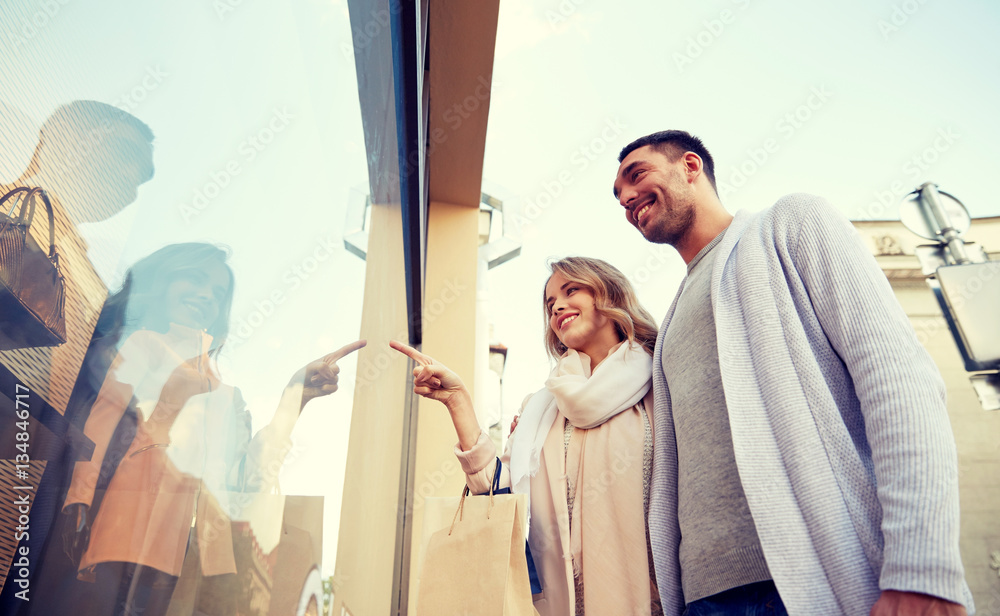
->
[[543, 256, 658, 360]]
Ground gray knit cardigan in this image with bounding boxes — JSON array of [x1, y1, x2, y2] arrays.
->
[[648, 194, 974, 615]]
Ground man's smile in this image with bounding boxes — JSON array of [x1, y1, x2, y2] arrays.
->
[[633, 196, 655, 227]]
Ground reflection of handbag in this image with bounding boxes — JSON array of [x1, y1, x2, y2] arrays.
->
[[0, 186, 67, 349], [416, 464, 538, 616]]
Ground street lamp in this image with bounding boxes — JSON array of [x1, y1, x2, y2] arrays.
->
[[900, 182, 1000, 410]]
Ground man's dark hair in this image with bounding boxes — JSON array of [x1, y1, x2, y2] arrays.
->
[[618, 130, 717, 193], [43, 100, 154, 144]]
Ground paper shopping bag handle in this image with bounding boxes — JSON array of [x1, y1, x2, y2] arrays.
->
[[448, 458, 501, 535]]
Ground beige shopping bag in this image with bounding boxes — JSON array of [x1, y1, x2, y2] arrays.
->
[[416, 487, 538, 616]]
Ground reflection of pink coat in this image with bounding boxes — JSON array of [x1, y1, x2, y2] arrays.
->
[[64, 325, 250, 577]]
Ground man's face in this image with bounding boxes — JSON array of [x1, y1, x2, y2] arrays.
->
[[42, 124, 154, 222], [82, 126, 154, 221], [613, 144, 696, 246]]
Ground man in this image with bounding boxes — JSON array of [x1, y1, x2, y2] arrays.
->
[[612, 130, 972, 615]]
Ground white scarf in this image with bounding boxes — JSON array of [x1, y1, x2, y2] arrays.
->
[[507, 340, 652, 511]]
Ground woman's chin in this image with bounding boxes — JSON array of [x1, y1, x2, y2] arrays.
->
[[168, 317, 207, 331], [561, 338, 586, 353]]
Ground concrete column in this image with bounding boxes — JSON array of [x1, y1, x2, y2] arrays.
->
[[405, 200, 480, 612], [332, 201, 410, 616]]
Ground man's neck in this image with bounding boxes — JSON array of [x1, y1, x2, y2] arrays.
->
[[676, 202, 733, 264]]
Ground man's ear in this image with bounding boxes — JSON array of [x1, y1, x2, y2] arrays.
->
[[681, 151, 703, 182]]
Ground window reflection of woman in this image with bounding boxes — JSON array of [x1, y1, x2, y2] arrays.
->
[[392, 257, 662, 616], [59, 243, 363, 616]]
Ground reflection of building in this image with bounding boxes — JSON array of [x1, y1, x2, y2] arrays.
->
[[268, 496, 324, 616], [852, 215, 1000, 608], [486, 341, 508, 450], [166, 496, 323, 616], [232, 521, 277, 616], [332, 1, 502, 614]]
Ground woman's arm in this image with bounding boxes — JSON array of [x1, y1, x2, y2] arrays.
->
[[64, 336, 151, 509], [241, 340, 368, 492], [437, 387, 482, 453], [391, 340, 529, 495], [454, 431, 514, 494]]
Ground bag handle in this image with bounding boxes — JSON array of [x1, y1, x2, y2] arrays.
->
[[29, 188, 59, 263], [1, 187, 58, 255], [1, 187, 37, 228], [448, 458, 501, 535]]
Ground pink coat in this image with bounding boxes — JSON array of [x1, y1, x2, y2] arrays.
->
[[64, 326, 248, 577]]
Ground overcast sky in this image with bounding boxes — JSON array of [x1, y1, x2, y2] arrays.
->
[[484, 0, 1000, 438], [2, 0, 998, 577]]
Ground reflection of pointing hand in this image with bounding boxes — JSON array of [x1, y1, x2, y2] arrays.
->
[[297, 339, 367, 409], [389, 340, 467, 406]]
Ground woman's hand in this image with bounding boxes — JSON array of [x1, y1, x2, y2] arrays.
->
[[62, 503, 91, 567], [389, 340, 468, 407], [389, 340, 481, 450], [295, 339, 367, 410]]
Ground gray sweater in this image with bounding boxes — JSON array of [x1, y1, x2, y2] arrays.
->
[[664, 229, 770, 600], [647, 194, 973, 615]]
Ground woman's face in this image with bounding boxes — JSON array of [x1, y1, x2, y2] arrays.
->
[[160, 260, 231, 331], [545, 271, 619, 360]]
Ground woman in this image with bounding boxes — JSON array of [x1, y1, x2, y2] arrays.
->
[[392, 257, 661, 616], [57, 243, 363, 616]]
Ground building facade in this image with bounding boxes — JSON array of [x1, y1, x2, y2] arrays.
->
[[854, 215, 1000, 609]]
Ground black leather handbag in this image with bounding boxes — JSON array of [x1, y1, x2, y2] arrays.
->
[[0, 186, 67, 349]]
